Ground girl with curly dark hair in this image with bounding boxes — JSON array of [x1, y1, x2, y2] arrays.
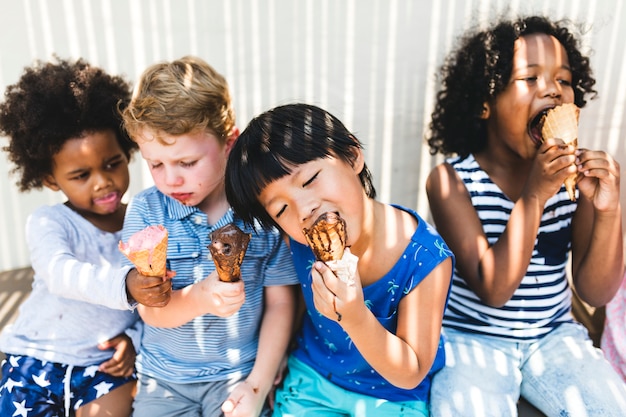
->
[[425, 16, 626, 416], [0, 57, 140, 417]]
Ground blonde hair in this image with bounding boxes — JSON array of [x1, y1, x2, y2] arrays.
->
[[122, 56, 235, 144]]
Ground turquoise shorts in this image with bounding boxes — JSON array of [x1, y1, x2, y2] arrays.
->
[[273, 356, 429, 417]]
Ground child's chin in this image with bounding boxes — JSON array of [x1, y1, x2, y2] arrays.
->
[[95, 202, 122, 214], [530, 136, 543, 148]]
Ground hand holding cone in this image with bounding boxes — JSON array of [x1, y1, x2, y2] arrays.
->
[[119, 225, 168, 276], [541, 103, 580, 201]]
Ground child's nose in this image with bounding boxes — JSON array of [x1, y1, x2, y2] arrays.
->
[[540, 78, 561, 99], [299, 203, 320, 226], [164, 167, 183, 186], [93, 172, 112, 190]]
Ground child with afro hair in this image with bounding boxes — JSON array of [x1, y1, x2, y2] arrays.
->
[[0, 57, 140, 417], [425, 15, 626, 416]]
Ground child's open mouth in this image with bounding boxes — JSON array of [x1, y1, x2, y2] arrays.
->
[[527, 108, 552, 147]]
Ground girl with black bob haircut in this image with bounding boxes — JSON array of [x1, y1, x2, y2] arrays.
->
[[226, 103, 376, 230], [226, 103, 453, 416]]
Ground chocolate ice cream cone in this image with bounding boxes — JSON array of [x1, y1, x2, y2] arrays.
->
[[304, 212, 356, 285], [208, 223, 251, 282], [303, 212, 347, 263]]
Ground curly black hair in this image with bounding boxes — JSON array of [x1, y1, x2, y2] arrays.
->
[[427, 15, 597, 157], [0, 57, 136, 191]]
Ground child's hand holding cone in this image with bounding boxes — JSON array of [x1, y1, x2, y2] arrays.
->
[[120, 225, 174, 307]]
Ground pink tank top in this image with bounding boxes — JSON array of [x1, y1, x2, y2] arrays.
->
[[601, 271, 626, 381]]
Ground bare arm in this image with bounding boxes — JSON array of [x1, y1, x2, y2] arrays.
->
[[222, 284, 297, 416], [426, 142, 576, 307], [244, 284, 296, 396], [313, 257, 452, 389], [426, 162, 541, 306], [137, 271, 245, 327], [570, 148, 623, 306]]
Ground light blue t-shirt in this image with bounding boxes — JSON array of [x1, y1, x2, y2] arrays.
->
[[289, 205, 453, 402], [122, 186, 298, 383], [0, 204, 141, 366]]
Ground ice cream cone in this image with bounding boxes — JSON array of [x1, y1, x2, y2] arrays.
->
[[303, 212, 347, 263], [541, 103, 579, 143], [208, 223, 251, 282], [541, 103, 580, 201], [119, 225, 168, 277], [303, 212, 357, 285]]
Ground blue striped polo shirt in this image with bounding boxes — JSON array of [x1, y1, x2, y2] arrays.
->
[[443, 154, 576, 341], [121, 186, 298, 382]]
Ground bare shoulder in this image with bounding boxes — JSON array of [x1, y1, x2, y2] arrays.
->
[[426, 162, 471, 215], [426, 162, 463, 198], [371, 202, 416, 244], [424, 161, 480, 245], [387, 203, 418, 238]]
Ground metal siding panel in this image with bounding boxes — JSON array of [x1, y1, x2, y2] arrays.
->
[[0, 0, 624, 271]]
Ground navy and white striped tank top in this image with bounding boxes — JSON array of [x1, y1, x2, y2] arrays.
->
[[443, 154, 576, 341]]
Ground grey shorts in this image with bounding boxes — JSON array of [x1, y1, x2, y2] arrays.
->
[[132, 373, 271, 417]]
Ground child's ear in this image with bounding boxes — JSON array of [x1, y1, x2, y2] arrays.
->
[[479, 102, 491, 119], [42, 175, 61, 191], [224, 127, 240, 153], [348, 137, 366, 174]]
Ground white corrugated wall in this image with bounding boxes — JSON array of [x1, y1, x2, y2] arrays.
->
[[1, 0, 625, 271]]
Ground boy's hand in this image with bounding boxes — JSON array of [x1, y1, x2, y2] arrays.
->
[[126, 268, 174, 307], [222, 379, 264, 417], [97, 333, 136, 377], [199, 271, 245, 317]]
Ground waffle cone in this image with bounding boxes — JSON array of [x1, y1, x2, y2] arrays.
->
[[541, 103, 580, 201], [541, 103, 579, 144], [119, 225, 168, 277], [563, 138, 578, 201], [303, 212, 347, 262]]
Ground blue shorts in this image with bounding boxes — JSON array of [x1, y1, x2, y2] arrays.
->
[[273, 356, 428, 417], [0, 354, 136, 417]]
